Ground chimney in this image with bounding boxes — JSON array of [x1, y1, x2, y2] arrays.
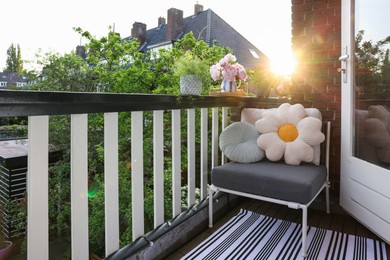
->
[[131, 22, 147, 46], [76, 45, 86, 60], [158, 16, 166, 27], [194, 3, 203, 14], [166, 8, 183, 41]]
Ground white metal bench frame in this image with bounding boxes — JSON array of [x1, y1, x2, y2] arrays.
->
[[209, 121, 331, 258]]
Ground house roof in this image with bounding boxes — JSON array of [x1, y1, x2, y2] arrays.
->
[[0, 72, 29, 87], [124, 8, 269, 69]]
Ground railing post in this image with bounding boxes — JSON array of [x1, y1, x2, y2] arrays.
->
[[153, 110, 164, 227], [221, 107, 229, 165], [200, 108, 208, 200], [131, 111, 144, 240], [71, 114, 89, 259], [172, 110, 181, 217], [187, 109, 196, 207], [27, 116, 49, 260], [104, 113, 119, 256], [211, 107, 219, 168]]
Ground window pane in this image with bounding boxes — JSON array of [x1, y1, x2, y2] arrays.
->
[[354, 0, 390, 169]]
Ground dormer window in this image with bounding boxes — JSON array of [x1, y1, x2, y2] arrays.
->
[[249, 49, 260, 59]]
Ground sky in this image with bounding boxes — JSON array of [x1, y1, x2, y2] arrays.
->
[[0, 0, 293, 73], [356, 0, 390, 43]]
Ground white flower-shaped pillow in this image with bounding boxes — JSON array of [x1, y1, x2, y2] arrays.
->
[[219, 122, 264, 163], [255, 103, 325, 165]]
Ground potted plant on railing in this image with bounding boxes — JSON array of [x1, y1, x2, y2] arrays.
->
[[173, 51, 211, 96]]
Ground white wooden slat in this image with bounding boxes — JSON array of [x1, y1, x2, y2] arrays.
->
[[131, 111, 144, 240], [153, 110, 164, 228], [187, 109, 196, 207], [71, 114, 89, 259], [200, 108, 208, 200], [172, 110, 181, 217], [221, 107, 228, 129], [221, 107, 229, 165], [211, 107, 219, 168], [104, 113, 119, 256], [27, 116, 49, 260]]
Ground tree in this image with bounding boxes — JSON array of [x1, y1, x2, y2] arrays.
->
[[17, 45, 23, 73], [75, 26, 159, 93], [31, 51, 98, 92], [381, 48, 390, 89], [74, 28, 230, 95], [355, 31, 390, 98], [4, 43, 23, 74]]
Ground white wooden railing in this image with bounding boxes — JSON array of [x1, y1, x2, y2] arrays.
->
[[29, 108, 228, 259], [1, 91, 262, 259]]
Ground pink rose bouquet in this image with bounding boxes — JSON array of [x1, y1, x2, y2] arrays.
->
[[210, 54, 248, 82]]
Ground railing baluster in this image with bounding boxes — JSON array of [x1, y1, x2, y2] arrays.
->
[[131, 111, 144, 240], [71, 114, 89, 259], [153, 110, 164, 228], [221, 107, 229, 165], [187, 109, 196, 207], [200, 108, 208, 200], [27, 116, 49, 260], [104, 113, 119, 256], [211, 107, 219, 168], [172, 110, 181, 217]]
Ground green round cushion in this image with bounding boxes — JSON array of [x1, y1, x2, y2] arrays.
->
[[219, 122, 264, 163]]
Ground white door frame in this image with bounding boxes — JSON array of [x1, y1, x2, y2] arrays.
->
[[340, 0, 390, 244]]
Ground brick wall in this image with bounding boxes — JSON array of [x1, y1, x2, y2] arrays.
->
[[291, 0, 342, 198]]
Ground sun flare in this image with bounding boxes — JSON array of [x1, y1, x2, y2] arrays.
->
[[270, 51, 297, 77]]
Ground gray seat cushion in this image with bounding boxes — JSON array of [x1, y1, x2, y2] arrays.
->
[[211, 161, 327, 204]]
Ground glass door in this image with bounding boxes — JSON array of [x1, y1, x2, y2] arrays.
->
[[340, 0, 390, 243]]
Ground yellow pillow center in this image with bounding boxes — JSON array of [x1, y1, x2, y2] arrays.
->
[[278, 124, 298, 142]]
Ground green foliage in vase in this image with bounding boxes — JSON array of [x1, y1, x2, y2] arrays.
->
[[172, 51, 211, 85]]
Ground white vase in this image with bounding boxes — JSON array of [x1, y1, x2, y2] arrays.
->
[[180, 75, 202, 95], [221, 79, 237, 92]]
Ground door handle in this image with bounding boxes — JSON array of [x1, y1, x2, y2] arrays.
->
[[339, 54, 349, 61], [338, 47, 349, 83]]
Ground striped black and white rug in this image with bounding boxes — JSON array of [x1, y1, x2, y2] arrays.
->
[[182, 209, 388, 260]]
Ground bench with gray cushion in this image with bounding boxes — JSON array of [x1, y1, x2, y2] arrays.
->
[[209, 112, 331, 257], [212, 160, 327, 205]]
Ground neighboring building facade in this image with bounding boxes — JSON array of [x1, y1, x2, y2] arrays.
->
[[0, 72, 30, 89], [124, 4, 269, 70]]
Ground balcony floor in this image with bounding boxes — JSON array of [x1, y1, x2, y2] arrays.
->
[[167, 198, 390, 259]]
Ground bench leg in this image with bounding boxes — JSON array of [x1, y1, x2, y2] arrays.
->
[[302, 206, 308, 258], [325, 182, 331, 214], [209, 186, 213, 228]]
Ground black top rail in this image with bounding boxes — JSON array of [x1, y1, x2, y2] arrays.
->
[[0, 90, 290, 117]]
